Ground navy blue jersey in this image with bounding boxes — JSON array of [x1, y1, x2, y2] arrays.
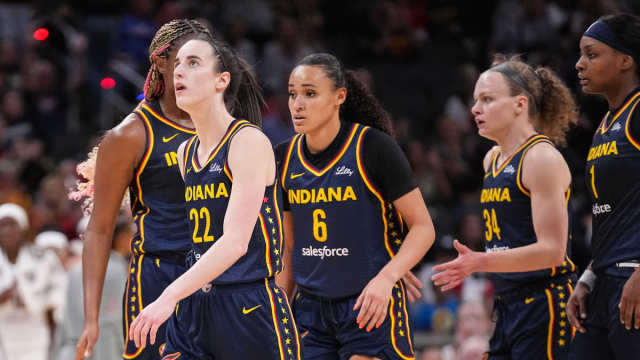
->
[[182, 119, 283, 284], [586, 89, 640, 272], [481, 135, 575, 295], [281, 123, 406, 299], [129, 100, 196, 256]]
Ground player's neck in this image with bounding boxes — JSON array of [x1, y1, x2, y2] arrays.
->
[[604, 76, 640, 110], [495, 123, 537, 163], [158, 90, 193, 127], [305, 117, 341, 154], [191, 100, 235, 156]]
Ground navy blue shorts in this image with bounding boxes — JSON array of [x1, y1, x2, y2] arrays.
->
[[162, 277, 301, 360], [293, 281, 415, 360], [488, 275, 576, 360], [123, 253, 187, 360], [569, 271, 640, 359]]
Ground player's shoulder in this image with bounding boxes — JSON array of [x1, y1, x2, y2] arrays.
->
[[483, 146, 499, 172], [232, 122, 271, 147], [521, 140, 570, 188], [523, 140, 564, 167], [358, 125, 399, 154], [274, 136, 297, 162], [101, 112, 146, 154], [228, 123, 274, 161]]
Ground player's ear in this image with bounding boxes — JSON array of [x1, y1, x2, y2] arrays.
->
[[216, 71, 231, 92], [514, 94, 527, 116], [336, 87, 346, 106]]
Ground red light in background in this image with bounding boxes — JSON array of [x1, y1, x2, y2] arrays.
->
[[33, 28, 49, 41], [100, 77, 116, 90]]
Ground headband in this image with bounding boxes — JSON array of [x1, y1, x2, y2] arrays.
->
[[584, 19, 634, 56]]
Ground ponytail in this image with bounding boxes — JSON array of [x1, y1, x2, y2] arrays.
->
[[341, 70, 394, 136], [534, 67, 577, 146]]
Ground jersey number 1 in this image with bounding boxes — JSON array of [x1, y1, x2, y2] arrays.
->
[[483, 208, 501, 242], [589, 165, 599, 199]]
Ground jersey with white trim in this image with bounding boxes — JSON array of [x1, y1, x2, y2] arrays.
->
[[129, 100, 196, 256], [281, 123, 406, 299], [481, 134, 575, 295], [182, 119, 283, 284], [586, 89, 640, 272]]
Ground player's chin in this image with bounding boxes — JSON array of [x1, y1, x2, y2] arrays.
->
[[579, 83, 599, 94], [476, 127, 491, 140], [292, 122, 309, 134], [176, 96, 191, 110]]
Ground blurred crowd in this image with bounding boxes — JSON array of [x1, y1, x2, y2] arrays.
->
[[0, 0, 638, 359]]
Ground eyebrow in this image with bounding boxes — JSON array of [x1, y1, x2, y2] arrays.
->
[[175, 55, 202, 63], [473, 91, 494, 98], [288, 83, 317, 87]]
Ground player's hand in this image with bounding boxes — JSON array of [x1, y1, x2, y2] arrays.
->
[[354, 272, 395, 332], [619, 270, 640, 330], [567, 281, 590, 334], [403, 271, 423, 302], [129, 293, 177, 348], [431, 240, 477, 291], [74, 321, 98, 360]]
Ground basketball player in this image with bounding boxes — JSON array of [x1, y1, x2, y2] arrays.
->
[[75, 19, 212, 360], [128, 35, 301, 359], [569, 14, 640, 359], [277, 53, 435, 360], [432, 58, 578, 359]]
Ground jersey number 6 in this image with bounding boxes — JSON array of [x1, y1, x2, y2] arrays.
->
[[313, 208, 327, 242]]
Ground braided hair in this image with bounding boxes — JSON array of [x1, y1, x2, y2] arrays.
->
[[144, 19, 213, 101]]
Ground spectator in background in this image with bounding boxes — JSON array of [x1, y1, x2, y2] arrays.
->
[[414, 236, 460, 333], [453, 301, 492, 349], [419, 347, 443, 360], [34, 230, 70, 270], [457, 335, 490, 360], [23, 58, 69, 158], [54, 214, 132, 360], [118, 0, 156, 72], [0, 161, 30, 212], [31, 172, 81, 240], [226, 16, 257, 66], [260, 16, 315, 94], [0, 203, 66, 360]]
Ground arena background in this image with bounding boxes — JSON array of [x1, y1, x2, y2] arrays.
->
[[0, 1, 638, 359]]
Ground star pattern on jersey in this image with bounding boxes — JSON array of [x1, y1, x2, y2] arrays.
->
[[272, 286, 296, 360], [556, 287, 568, 347], [393, 283, 407, 338], [126, 258, 142, 332], [263, 201, 281, 273]]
